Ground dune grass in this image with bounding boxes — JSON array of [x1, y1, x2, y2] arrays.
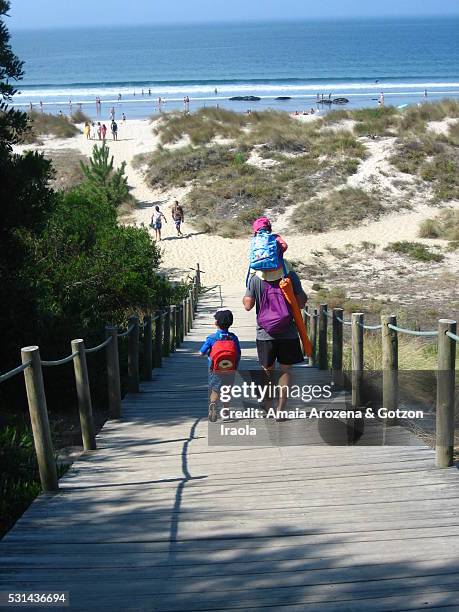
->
[[154, 107, 247, 145], [292, 187, 385, 234], [419, 208, 459, 241], [22, 111, 80, 143]]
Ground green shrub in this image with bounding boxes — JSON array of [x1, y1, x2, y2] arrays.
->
[[385, 241, 444, 262]]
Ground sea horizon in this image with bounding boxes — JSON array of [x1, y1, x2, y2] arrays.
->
[[10, 16, 459, 118]]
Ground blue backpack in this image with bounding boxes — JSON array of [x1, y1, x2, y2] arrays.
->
[[249, 230, 279, 270], [246, 230, 287, 286]]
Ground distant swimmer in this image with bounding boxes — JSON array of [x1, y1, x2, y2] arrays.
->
[[375, 80, 380, 83], [122, 112, 126, 122], [148, 88, 151, 96], [424, 89, 428, 98], [118, 93, 122, 101], [214, 87, 218, 95], [142, 89, 144, 96], [39, 100, 43, 111]]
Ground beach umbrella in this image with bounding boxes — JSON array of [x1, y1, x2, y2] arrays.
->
[[279, 277, 313, 358]]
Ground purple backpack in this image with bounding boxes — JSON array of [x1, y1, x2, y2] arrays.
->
[[257, 280, 292, 335]]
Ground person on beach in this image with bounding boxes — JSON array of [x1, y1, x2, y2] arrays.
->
[[243, 220, 306, 420], [148, 88, 151, 96], [97, 122, 102, 140], [101, 123, 107, 141], [150, 205, 167, 241], [200, 309, 241, 423], [111, 120, 118, 141], [118, 93, 122, 101], [110, 106, 115, 121], [83, 122, 91, 139], [122, 112, 126, 122], [171, 200, 184, 236], [90, 122, 97, 140]]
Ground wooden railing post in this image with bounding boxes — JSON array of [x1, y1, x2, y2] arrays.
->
[[143, 314, 153, 381], [71, 339, 96, 451], [382, 314, 398, 426], [105, 326, 121, 418], [154, 310, 163, 367], [351, 313, 364, 409], [310, 308, 318, 367], [183, 298, 187, 336], [175, 304, 182, 347], [196, 263, 201, 291], [128, 315, 140, 393], [332, 308, 344, 373], [21, 346, 58, 492], [188, 289, 194, 329], [436, 319, 457, 468], [170, 306, 176, 352], [163, 307, 171, 356], [318, 303, 328, 370]]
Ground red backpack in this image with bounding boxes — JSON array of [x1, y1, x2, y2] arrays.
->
[[209, 335, 238, 371]]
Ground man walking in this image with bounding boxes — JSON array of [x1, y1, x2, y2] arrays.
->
[[171, 200, 185, 237], [243, 263, 307, 419]]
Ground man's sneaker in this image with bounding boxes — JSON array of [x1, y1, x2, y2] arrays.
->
[[208, 402, 218, 423]]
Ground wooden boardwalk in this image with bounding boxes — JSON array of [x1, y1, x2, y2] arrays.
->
[[1, 286, 459, 611]]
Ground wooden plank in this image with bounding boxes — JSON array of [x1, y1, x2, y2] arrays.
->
[[2, 284, 459, 611]]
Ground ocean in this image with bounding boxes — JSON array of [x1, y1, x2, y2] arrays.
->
[[10, 17, 459, 119]]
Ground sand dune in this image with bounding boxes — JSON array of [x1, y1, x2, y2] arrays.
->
[[15, 119, 458, 290]]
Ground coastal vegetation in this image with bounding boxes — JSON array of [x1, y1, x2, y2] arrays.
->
[[139, 101, 459, 237], [21, 110, 81, 143], [419, 208, 459, 242], [0, 4, 182, 536]]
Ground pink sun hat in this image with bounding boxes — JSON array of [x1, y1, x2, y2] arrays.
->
[[252, 217, 272, 234]]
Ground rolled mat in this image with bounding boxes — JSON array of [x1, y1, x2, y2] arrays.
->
[[279, 277, 313, 358]]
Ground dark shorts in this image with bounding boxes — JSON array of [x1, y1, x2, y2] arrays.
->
[[256, 338, 304, 368], [174, 219, 182, 229]]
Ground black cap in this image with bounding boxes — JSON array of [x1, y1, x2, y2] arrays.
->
[[214, 309, 233, 330]]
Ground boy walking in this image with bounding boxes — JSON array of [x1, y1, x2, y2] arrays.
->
[[200, 309, 241, 422]]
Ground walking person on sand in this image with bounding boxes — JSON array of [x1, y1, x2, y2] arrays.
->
[[243, 218, 307, 420], [171, 200, 185, 237], [150, 205, 167, 241], [101, 123, 107, 141], [83, 122, 91, 139], [111, 120, 118, 140]]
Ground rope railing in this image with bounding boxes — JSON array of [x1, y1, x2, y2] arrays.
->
[[85, 336, 113, 355], [1, 263, 202, 493], [387, 323, 438, 337], [446, 330, 459, 343], [306, 301, 457, 469], [117, 324, 135, 339], [0, 361, 31, 383], [41, 351, 79, 367], [336, 315, 352, 326]]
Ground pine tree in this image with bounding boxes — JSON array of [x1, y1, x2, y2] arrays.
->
[[80, 142, 131, 209]]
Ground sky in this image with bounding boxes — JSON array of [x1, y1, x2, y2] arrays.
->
[[8, 0, 459, 30]]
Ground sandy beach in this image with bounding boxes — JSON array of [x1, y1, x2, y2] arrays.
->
[[15, 117, 458, 305]]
